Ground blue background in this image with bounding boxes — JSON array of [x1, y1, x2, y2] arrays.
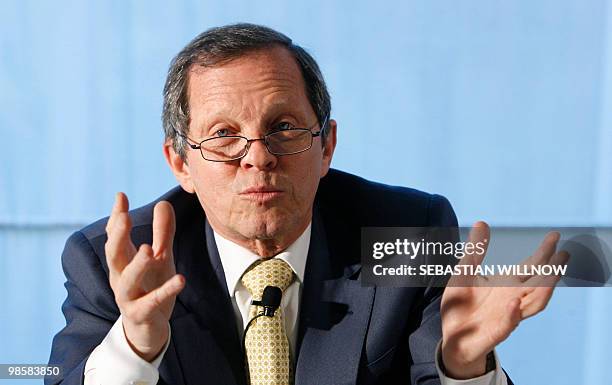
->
[[1, 1, 611, 384]]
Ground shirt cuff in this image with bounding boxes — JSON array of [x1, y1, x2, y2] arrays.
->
[[84, 315, 170, 385], [435, 340, 508, 385]]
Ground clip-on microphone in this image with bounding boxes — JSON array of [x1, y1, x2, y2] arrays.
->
[[251, 286, 282, 316], [242, 286, 284, 364]]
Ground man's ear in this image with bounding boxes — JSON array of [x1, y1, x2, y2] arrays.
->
[[163, 140, 196, 193], [320, 119, 337, 178]]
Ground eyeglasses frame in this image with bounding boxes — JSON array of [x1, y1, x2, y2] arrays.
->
[[175, 116, 329, 162]]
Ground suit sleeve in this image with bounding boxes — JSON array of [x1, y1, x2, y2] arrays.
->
[[45, 230, 119, 385], [408, 194, 455, 385]]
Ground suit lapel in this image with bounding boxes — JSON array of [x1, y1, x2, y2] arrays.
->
[[295, 209, 375, 385], [167, 203, 246, 385]]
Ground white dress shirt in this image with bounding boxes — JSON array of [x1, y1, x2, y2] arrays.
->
[[84, 223, 507, 385], [213, 223, 310, 360]]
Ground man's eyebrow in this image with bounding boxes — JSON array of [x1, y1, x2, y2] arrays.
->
[[188, 117, 226, 138], [189, 99, 309, 132]]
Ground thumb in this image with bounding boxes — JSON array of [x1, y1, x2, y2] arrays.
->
[[446, 221, 490, 288], [459, 221, 490, 267]]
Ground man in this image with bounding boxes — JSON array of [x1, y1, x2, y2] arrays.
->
[[47, 23, 567, 385]]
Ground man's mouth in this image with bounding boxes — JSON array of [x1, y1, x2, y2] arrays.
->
[[239, 186, 284, 202]]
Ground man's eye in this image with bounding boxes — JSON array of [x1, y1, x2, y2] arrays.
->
[[214, 128, 231, 137], [275, 122, 296, 131]]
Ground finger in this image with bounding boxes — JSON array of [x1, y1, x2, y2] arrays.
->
[[519, 286, 555, 319], [519, 251, 569, 318], [105, 212, 137, 273], [132, 274, 185, 322], [551, 249, 570, 270], [105, 193, 137, 273], [514, 232, 561, 283], [117, 244, 154, 301], [447, 222, 490, 287], [523, 250, 570, 286], [152, 201, 176, 260], [521, 231, 560, 272], [459, 221, 490, 267], [106, 192, 129, 233], [528, 231, 560, 266]]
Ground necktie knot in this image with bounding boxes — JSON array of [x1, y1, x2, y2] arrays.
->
[[241, 258, 294, 300]]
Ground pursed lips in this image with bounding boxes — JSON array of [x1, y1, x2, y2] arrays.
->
[[239, 186, 284, 202]]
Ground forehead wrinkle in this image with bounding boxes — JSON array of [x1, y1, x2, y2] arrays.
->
[[197, 76, 300, 100], [191, 80, 306, 121], [189, 58, 303, 97]]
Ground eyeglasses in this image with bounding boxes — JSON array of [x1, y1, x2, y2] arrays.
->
[[176, 116, 328, 162]]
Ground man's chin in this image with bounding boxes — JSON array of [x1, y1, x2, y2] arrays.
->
[[235, 212, 298, 240], [237, 222, 285, 241]]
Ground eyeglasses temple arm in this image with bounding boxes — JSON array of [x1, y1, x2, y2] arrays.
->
[[173, 129, 202, 149]]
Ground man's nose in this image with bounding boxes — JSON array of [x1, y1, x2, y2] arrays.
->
[[240, 139, 278, 171]]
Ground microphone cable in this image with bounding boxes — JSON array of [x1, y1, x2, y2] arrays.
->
[[242, 286, 283, 378]]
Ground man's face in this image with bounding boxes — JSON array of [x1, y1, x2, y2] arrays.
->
[[165, 46, 336, 250]]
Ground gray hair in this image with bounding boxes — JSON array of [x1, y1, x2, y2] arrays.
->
[[162, 23, 332, 160]]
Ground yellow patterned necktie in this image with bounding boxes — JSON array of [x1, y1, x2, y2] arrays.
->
[[241, 258, 295, 385]]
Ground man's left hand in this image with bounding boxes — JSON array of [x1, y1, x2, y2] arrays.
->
[[440, 221, 569, 379]]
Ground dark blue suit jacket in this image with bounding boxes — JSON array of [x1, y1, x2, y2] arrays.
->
[[47, 169, 510, 385]]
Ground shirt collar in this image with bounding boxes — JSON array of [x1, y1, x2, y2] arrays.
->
[[213, 223, 311, 297]]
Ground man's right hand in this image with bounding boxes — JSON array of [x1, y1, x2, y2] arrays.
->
[[104, 192, 185, 362]]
